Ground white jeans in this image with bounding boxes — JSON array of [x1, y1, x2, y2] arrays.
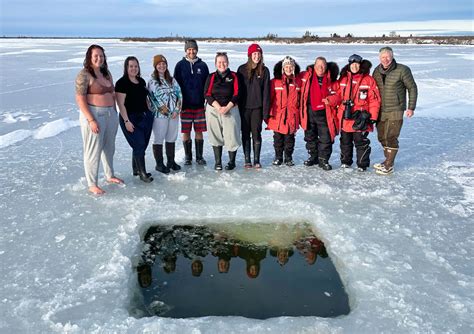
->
[[152, 117, 179, 144]]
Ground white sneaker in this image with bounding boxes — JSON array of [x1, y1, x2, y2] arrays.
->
[[357, 167, 367, 172], [340, 164, 351, 169]]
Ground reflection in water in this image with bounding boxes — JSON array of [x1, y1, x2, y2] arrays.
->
[[134, 222, 349, 319]]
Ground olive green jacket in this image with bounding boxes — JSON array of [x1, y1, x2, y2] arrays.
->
[[372, 60, 417, 121]]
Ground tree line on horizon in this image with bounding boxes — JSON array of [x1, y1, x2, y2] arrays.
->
[[119, 33, 473, 45]]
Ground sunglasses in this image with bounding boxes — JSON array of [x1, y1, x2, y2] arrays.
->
[[216, 52, 228, 56], [348, 54, 363, 64]]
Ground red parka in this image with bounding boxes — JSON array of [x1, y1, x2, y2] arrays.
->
[[267, 61, 302, 135], [299, 63, 341, 141], [335, 60, 381, 133]]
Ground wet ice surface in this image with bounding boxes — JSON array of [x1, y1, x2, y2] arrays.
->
[[0, 39, 473, 333], [133, 223, 349, 319]]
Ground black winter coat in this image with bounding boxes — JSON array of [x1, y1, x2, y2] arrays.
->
[[237, 64, 271, 119]]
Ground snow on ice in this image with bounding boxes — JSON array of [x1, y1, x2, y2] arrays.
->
[[0, 39, 473, 333]]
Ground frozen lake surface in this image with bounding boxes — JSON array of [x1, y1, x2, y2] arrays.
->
[[0, 39, 473, 333]]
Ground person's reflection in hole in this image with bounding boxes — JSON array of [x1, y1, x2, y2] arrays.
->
[[137, 264, 152, 288], [305, 250, 317, 265], [295, 235, 324, 265], [247, 261, 260, 279], [270, 247, 294, 266], [191, 259, 203, 277], [163, 255, 177, 274], [217, 258, 230, 273]]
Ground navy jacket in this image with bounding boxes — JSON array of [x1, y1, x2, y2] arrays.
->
[[173, 57, 209, 110]]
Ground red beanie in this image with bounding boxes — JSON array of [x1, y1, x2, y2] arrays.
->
[[248, 43, 263, 57]]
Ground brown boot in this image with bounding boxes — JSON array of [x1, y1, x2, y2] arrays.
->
[[373, 147, 388, 171], [376, 147, 398, 175]]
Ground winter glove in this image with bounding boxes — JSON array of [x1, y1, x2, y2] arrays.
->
[[352, 110, 371, 131]]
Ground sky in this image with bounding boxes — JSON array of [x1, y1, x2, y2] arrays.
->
[[0, 0, 473, 38]]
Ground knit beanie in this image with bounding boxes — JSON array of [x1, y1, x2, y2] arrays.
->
[[281, 56, 296, 73], [184, 39, 198, 51], [153, 54, 167, 68], [247, 43, 262, 56]]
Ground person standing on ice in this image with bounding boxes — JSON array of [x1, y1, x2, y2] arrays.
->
[[173, 40, 210, 166], [75, 44, 124, 195], [236, 43, 270, 168], [148, 54, 183, 174], [266, 56, 301, 166], [115, 56, 154, 183], [299, 57, 340, 170], [204, 52, 241, 171], [335, 54, 380, 172], [372, 47, 418, 175]]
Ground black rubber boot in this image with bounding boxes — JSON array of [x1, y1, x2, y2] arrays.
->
[[153, 144, 170, 174], [133, 155, 151, 177], [134, 156, 153, 183], [183, 140, 192, 165], [318, 157, 333, 171], [253, 141, 262, 168], [132, 156, 139, 176], [213, 146, 223, 170], [284, 152, 294, 166], [225, 150, 237, 170], [165, 142, 181, 171], [243, 139, 252, 168], [304, 150, 318, 166], [195, 139, 207, 165]]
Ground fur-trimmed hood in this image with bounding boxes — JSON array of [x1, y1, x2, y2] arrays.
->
[[339, 59, 372, 79], [273, 60, 301, 80], [304, 61, 339, 82]]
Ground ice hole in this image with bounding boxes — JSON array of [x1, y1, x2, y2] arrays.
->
[[130, 222, 350, 319]]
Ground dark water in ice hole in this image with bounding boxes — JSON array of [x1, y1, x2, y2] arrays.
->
[[131, 222, 350, 319]]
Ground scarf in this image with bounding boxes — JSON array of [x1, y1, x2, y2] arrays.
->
[[310, 73, 328, 111], [378, 59, 397, 75]]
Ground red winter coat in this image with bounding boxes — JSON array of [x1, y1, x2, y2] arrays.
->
[[267, 74, 302, 135], [335, 70, 380, 133], [299, 67, 341, 141]]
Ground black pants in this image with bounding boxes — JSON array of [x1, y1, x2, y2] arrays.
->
[[241, 108, 263, 144], [340, 130, 371, 168], [304, 107, 332, 161], [273, 132, 295, 159], [119, 110, 154, 158]]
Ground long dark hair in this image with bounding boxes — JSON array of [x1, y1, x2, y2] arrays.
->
[[152, 67, 173, 86], [83, 44, 110, 80], [246, 55, 264, 78], [123, 56, 141, 78]]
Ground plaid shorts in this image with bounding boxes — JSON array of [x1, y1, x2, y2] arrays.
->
[[181, 108, 207, 133]]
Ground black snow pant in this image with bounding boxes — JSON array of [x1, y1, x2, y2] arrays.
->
[[340, 130, 371, 168], [273, 132, 295, 160], [304, 107, 332, 161], [119, 110, 154, 158], [241, 108, 263, 145]]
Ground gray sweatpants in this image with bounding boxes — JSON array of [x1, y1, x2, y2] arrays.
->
[[80, 105, 119, 187], [205, 104, 241, 151]]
